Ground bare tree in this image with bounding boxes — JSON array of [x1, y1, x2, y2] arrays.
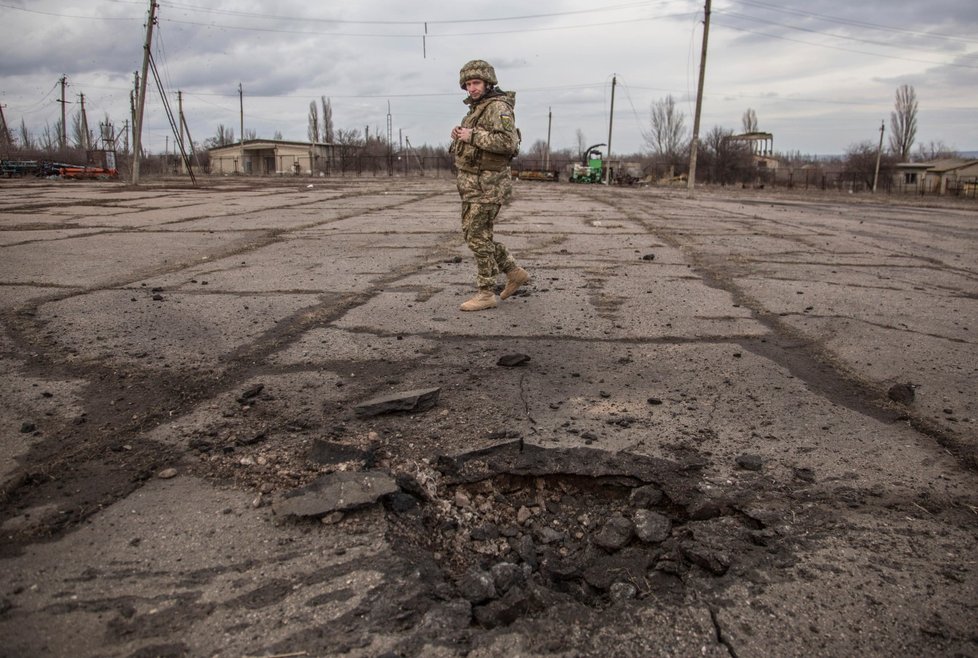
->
[[321, 96, 334, 143], [204, 124, 235, 148], [645, 94, 688, 165], [308, 101, 319, 143], [576, 129, 586, 158], [19, 119, 34, 150], [40, 121, 61, 151], [889, 84, 917, 161], [742, 108, 758, 133], [845, 140, 897, 190], [915, 140, 959, 161], [700, 125, 753, 184]]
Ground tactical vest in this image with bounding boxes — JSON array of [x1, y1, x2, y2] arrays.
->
[[453, 97, 520, 174]]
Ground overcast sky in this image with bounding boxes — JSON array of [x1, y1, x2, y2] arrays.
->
[[1, 0, 976, 158]]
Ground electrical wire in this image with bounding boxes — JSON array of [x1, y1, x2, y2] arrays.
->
[[158, 0, 677, 26], [714, 19, 978, 70], [733, 0, 978, 46]]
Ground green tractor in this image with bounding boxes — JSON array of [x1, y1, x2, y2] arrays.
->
[[570, 143, 605, 183]]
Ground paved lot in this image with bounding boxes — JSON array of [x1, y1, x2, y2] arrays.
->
[[1, 177, 976, 657]]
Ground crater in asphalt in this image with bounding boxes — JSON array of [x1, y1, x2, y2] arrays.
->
[[384, 441, 781, 629]]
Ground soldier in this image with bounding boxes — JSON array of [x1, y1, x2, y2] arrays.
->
[[450, 59, 530, 311]]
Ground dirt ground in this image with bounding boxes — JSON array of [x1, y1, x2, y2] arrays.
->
[[0, 176, 976, 657]]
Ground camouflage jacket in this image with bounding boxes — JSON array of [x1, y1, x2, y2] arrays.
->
[[452, 89, 519, 174]]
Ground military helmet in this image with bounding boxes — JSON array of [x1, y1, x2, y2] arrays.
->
[[459, 59, 497, 89]]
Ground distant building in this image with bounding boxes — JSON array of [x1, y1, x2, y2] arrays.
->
[[894, 158, 978, 195], [208, 139, 335, 175]]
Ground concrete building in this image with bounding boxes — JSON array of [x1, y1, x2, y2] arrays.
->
[[208, 140, 335, 176], [894, 158, 978, 195]]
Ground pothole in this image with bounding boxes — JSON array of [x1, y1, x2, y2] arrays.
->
[[384, 441, 780, 629]]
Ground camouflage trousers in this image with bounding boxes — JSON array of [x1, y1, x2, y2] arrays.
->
[[461, 202, 517, 290]]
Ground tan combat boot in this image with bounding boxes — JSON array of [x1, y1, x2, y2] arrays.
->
[[460, 289, 498, 311], [500, 267, 530, 300]]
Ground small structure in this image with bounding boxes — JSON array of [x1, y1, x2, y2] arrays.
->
[[728, 131, 774, 157], [208, 139, 335, 176], [894, 158, 978, 195]]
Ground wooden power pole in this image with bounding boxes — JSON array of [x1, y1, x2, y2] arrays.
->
[[605, 75, 616, 185], [687, 0, 711, 193], [132, 0, 157, 184]]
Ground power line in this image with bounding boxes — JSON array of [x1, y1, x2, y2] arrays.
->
[[716, 9, 975, 55], [714, 19, 978, 70], [157, 0, 675, 26], [733, 0, 978, 46], [161, 12, 698, 39]]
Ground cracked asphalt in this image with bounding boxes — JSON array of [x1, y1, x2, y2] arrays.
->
[[1, 176, 976, 657]]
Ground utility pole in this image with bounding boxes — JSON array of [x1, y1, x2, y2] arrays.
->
[[0, 104, 11, 155], [545, 107, 552, 171], [178, 90, 185, 174], [79, 93, 91, 152], [605, 75, 616, 184], [687, 0, 711, 193], [872, 120, 885, 193], [386, 100, 393, 176], [132, 0, 157, 184], [58, 74, 68, 155], [238, 82, 245, 174]]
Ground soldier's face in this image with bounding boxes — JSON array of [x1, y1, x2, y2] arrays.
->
[[465, 79, 486, 101]]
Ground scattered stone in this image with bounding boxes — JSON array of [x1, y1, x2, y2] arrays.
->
[[486, 429, 522, 441], [594, 515, 634, 551], [535, 527, 565, 545], [236, 383, 264, 404], [793, 467, 816, 483], [308, 439, 369, 465], [387, 492, 419, 514], [647, 397, 663, 405], [641, 254, 656, 261], [157, 468, 178, 479], [633, 509, 672, 543], [735, 454, 763, 471], [609, 582, 638, 601], [354, 387, 441, 417], [272, 470, 399, 518], [490, 562, 525, 594], [473, 586, 529, 629], [583, 548, 653, 590], [497, 353, 531, 367], [681, 542, 731, 575], [517, 506, 533, 525], [19, 422, 36, 433], [152, 294, 164, 301], [687, 500, 724, 521], [454, 490, 472, 509], [320, 511, 344, 525], [236, 431, 267, 447], [394, 473, 429, 501], [470, 523, 500, 541], [514, 536, 538, 568], [887, 382, 916, 405], [459, 567, 497, 603], [629, 484, 664, 508], [419, 599, 472, 631]]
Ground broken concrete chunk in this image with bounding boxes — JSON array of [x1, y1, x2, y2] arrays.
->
[[236, 383, 264, 404], [354, 387, 441, 417], [497, 353, 531, 367], [633, 509, 672, 543], [735, 454, 763, 471], [594, 515, 634, 551], [272, 470, 399, 518], [308, 439, 371, 465]]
